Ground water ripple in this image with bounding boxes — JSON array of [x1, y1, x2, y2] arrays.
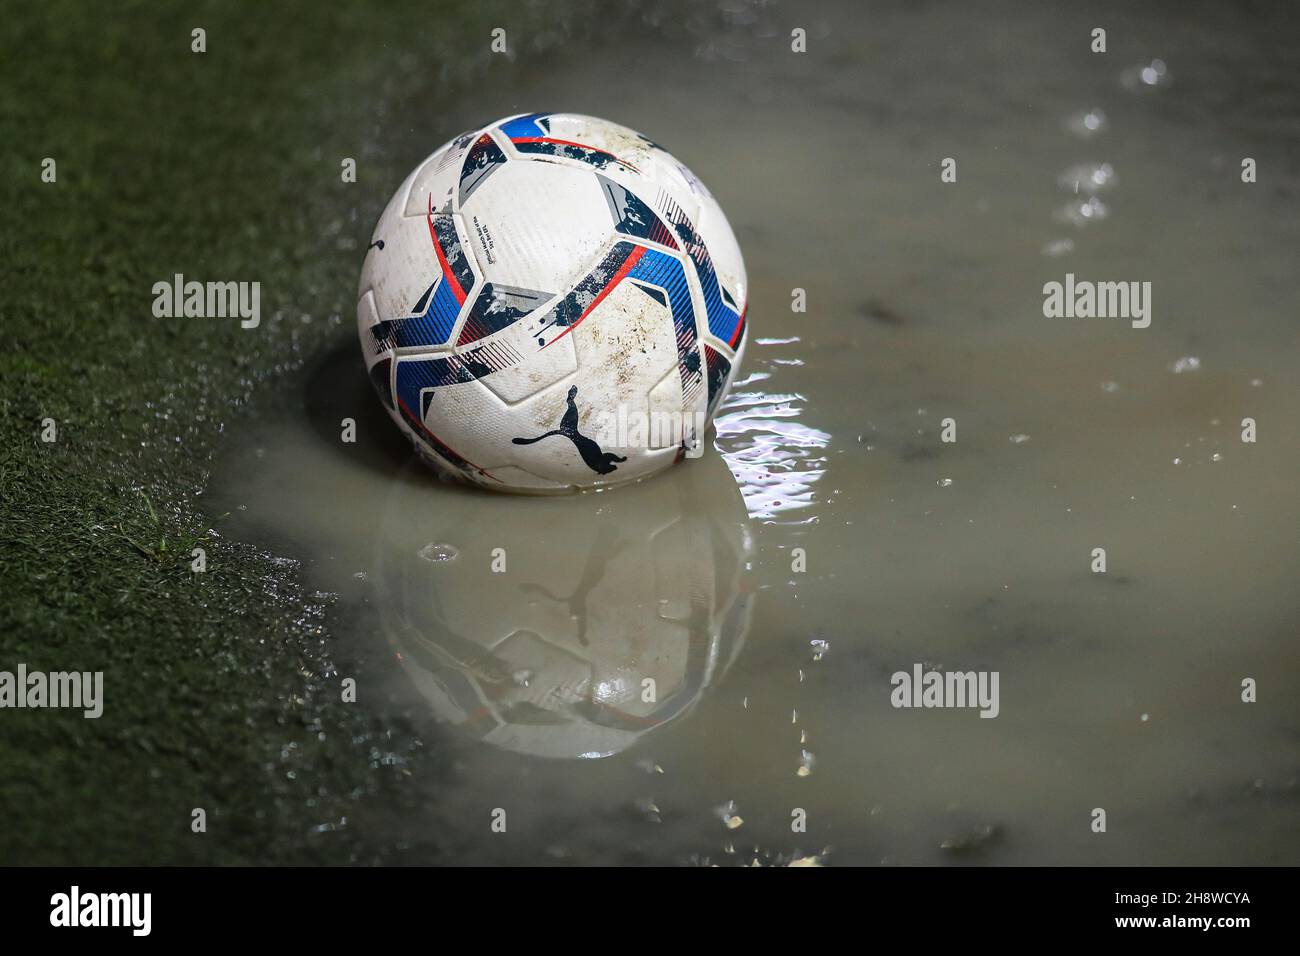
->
[[714, 389, 830, 522]]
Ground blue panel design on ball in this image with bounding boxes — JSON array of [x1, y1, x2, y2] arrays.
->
[[661, 197, 745, 347], [392, 278, 461, 348], [498, 113, 550, 139], [626, 248, 704, 409], [628, 249, 694, 334]]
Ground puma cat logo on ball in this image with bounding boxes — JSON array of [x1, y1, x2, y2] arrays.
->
[[513, 386, 627, 474]]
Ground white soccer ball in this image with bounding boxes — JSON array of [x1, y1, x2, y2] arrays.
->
[[357, 112, 748, 493]]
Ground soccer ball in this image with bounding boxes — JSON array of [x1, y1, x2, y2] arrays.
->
[[357, 112, 748, 493], [374, 447, 754, 758]]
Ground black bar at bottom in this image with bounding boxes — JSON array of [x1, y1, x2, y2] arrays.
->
[[0, 865, 1284, 942]]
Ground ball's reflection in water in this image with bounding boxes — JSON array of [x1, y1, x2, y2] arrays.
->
[[375, 450, 753, 759]]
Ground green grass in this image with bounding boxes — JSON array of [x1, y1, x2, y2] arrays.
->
[[0, 0, 597, 864]]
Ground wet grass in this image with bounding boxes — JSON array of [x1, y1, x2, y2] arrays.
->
[[0, 0, 596, 864]]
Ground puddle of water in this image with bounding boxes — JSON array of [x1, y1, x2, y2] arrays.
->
[[208, 1, 1299, 864]]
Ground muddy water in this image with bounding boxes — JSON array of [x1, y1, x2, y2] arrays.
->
[[208, 1, 1299, 863]]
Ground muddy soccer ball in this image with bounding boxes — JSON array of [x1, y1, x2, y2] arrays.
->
[[357, 112, 748, 493]]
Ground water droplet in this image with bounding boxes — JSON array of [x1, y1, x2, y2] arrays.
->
[[1057, 162, 1117, 194], [1169, 356, 1201, 374], [1009, 434, 1031, 444], [1121, 58, 1171, 91], [1057, 195, 1109, 227], [941, 823, 1003, 853], [715, 801, 744, 829], [937, 478, 954, 487], [1100, 380, 1121, 393], [417, 542, 459, 563], [810, 638, 830, 660], [797, 750, 816, 777], [633, 796, 661, 823], [1042, 237, 1075, 257], [1065, 108, 1108, 138]]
